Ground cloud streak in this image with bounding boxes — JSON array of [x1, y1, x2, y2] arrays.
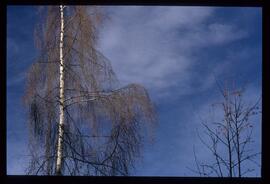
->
[[98, 6, 249, 100]]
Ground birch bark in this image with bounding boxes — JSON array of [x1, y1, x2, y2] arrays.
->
[[56, 4, 65, 175]]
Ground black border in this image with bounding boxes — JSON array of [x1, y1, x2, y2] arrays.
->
[[261, 0, 270, 182], [2, 0, 269, 184], [2, 176, 264, 184], [2, 0, 265, 6], [1, 0, 7, 181]]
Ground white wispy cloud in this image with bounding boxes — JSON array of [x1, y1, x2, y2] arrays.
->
[[98, 6, 249, 100]]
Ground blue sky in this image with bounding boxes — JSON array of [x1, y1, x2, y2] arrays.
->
[[7, 6, 262, 176]]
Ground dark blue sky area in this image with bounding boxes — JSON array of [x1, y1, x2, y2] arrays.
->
[[7, 6, 262, 176]]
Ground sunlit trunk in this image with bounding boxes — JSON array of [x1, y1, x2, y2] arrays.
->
[[56, 4, 65, 175]]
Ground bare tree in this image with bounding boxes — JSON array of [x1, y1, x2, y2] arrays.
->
[[188, 81, 261, 177], [23, 5, 156, 176]]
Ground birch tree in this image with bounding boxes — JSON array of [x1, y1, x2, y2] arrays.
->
[[23, 5, 156, 176]]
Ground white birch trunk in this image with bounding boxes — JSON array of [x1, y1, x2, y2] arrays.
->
[[56, 4, 65, 175]]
